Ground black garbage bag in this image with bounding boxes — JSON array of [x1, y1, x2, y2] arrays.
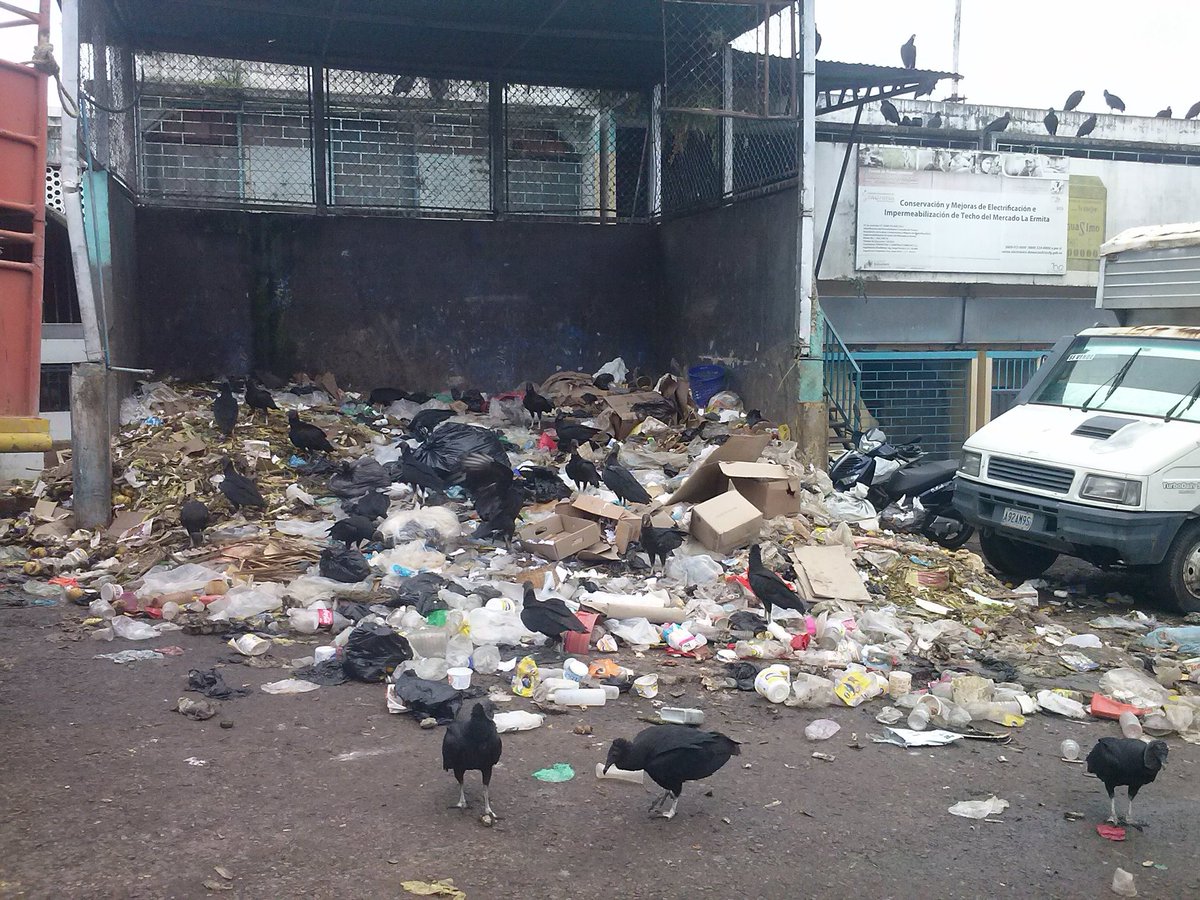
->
[[320, 546, 371, 583], [728, 610, 768, 634], [187, 668, 250, 699], [342, 622, 414, 683], [337, 601, 377, 623], [725, 661, 760, 691], [382, 571, 449, 613], [519, 465, 572, 503], [391, 670, 462, 723], [411, 423, 508, 478], [329, 457, 391, 499], [292, 658, 350, 686]]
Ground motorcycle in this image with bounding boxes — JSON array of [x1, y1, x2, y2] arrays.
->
[[829, 428, 974, 550]]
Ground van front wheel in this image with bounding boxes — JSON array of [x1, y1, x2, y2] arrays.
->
[[979, 530, 1058, 581], [1152, 520, 1200, 614]]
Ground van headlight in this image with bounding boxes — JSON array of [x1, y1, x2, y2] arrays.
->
[[959, 450, 982, 477], [1080, 474, 1141, 506]]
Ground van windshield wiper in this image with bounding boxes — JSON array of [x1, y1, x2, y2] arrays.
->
[[1164, 375, 1200, 421], [1081, 348, 1142, 412]]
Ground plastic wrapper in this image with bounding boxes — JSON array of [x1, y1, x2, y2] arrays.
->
[[606, 617, 663, 649], [593, 356, 627, 385], [275, 518, 333, 540], [1141, 625, 1200, 655], [109, 616, 162, 640], [285, 574, 374, 605], [663, 553, 723, 586], [375, 542, 448, 581], [465, 607, 530, 645], [342, 622, 414, 682], [261, 678, 320, 694], [208, 582, 285, 620], [320, 546, 372, 583], [137, 563, 226, 598], [1098, 667, 1170, 709]]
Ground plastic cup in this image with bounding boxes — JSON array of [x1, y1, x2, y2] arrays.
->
[[888, 671, 913, 698], [446, 667, 473, 690], [754, 665, 791, 704], [1060, 739, 1080, 760], [633, 674, 659, 698], [564, 658, 588, 683]]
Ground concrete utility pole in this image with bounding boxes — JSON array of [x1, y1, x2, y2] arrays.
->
[[794, 0, 825, 467]]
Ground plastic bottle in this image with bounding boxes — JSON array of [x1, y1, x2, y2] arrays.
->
[[445, 635, 473, 668], [1119, 710, 1143, 739], [551, 688, 606, 707], [287, 606, 350, 634], [661, 707, 705, 725], [160, 601, 180, 622]]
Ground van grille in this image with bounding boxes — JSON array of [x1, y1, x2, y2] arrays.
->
[[987, 456, 1075, 493]]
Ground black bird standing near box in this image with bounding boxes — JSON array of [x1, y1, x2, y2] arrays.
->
[[747, 544, 809, 621], [520, 582, 586, 649], [602, 447, 650, 506]]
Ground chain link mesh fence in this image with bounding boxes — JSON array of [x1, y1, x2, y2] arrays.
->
[[325, 69, 491, 211], [79, 39, 138, 188], [504, 84, 646, 218]]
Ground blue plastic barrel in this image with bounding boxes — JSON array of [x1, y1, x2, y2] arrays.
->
[[688, 364, 727, 408]]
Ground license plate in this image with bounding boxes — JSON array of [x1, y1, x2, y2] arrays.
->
[[1001, 507, 1035, 531]]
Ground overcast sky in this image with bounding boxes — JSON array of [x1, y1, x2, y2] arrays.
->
[[0, 2, 1195, 117]]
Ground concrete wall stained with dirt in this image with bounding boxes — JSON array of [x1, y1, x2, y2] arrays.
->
[[135, 208, 664, 391], [659, 188, 798, 424]]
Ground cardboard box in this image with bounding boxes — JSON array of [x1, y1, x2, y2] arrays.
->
[[718, 461, 801, 519], [668, 433, 773, 505], [518, 514, 602, 561], [558, 494, 643, 555], [690, 489, 763, 554], [603, 391, 670, 440]]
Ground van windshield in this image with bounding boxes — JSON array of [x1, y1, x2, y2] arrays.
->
[[1031, 335, 1200, 422]]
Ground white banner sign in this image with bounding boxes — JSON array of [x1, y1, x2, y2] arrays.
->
[[855, 146, 1069, 275]]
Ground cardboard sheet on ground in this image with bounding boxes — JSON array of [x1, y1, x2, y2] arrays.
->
[[791, 545, 870, 603], [873, 727, 965, 747]]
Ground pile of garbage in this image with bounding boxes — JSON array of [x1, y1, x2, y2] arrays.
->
[[4, 364, 1200, 751]]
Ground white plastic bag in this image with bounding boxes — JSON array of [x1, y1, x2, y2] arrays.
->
[[137, 563, 225, 598], [261, 678, 320, 694], [826, 486, 877, 523], [275, 518, 332, 539], [110, 616, 162, 641], [466, 607, 531, 645], [379, 508, 463, 544], [606, 617, 663, 648], [208, 582, 285, 620], [1099, 667, 1170, 709], [804, 719, 841, 741], [663, 553, 723, 585], [948, 796, 1009, 819], [1036, 689, 1087, 718]]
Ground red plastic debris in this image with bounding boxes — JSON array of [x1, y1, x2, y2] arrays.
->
[[1096, 823, 1127, 841]]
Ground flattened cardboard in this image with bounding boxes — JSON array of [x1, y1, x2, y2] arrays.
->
[[718, 461, 801, 519], [603, 391, 668, 440], [517, 514, 601, 561], [791, 545, 870, 603], [669, 433, 773, 505], [106, 509, 151, 541], [558, 494, 642, 554], [690, 489, 763, 554]]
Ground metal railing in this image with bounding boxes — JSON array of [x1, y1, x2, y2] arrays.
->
[[822, 318, 862, 443]]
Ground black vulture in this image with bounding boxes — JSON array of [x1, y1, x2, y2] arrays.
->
[[345, 490, 390, 521], [879, 99, 901, 125], [1104, 89, 1126, 112], [219, 457, 266, 511], [409, 408, 454, 440], [602, 448, 650, 506], [1186, 100, 1200, 120], [593, 372, 615, 391], [428, 78, 449, 102], [814, 28, 821, 56], [288, 410, 335, 453], [520, 582, 586, 647], [391, 75, 416, 96], [982, 112, 1011, 135], [442, 701, 503, 818], [900, 34, 916, 69], [640, 514, 686, 569], [1156, 106, 1173, 118], [329, 515, 377, 547], [1063, 89, 1085, 112], [901, 115, 913, 126], [244, 378, 277, 420], [927, 112, 943, 129], [523, 382, 554, 428], [1077, 114, 1098, 137], [565, 447, 601, 491], [604, 725, 740, 820], [393, 444, 449, 502], [1086, 737, 1168, 825], [519, 464, 572, 503], [1043, 109, 1059, 136], [554, 414, 603, 448], [180, 499, 210, 547], [212, 382, 237, 438], [453, 452, 524, 544], [747, 544, 809, 620], [369, 387, 409, 406]]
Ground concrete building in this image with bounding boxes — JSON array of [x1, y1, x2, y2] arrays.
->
[[815, 97, 1200, 457]]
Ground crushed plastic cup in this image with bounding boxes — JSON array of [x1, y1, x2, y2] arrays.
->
[[1111, 867, 1137, 897], [633, 674, 659, 698], [563, 658, 588, 682], [1060, 739, 1081, 761], [907, 705, 931, 731], [228, 634, 271, 656], [447, 666, 473, 690], [472, 644, 501, 675], [595, 762, 644, 785], [804, 719, 841, 741]]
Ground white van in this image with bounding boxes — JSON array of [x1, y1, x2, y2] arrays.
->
[[955, 225, 1200, 611]]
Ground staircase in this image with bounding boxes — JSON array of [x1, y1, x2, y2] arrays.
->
[[822, 319, 862, 454]]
